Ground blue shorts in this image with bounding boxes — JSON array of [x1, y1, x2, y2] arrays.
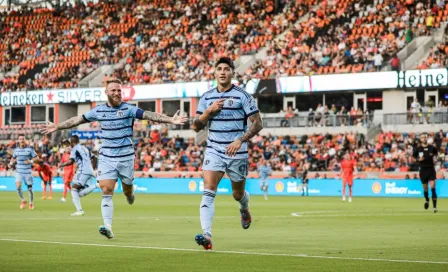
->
[[97, 159, 134, 185], [73, 172, 95, 187], [260, 179, 268, 187], [202, 152, 248, 182], [15, 173, 33, 186]]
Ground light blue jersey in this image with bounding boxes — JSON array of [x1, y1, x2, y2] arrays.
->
[[258, 165, 272, 180], [13, 146, 37, 175], [70, 143, 94, 176], [197, 85, 259, 160], [82, 102, 144, 162]]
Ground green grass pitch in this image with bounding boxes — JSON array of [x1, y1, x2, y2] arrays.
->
[[0, 192, 447, 272]]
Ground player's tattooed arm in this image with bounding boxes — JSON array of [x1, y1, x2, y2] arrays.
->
[[192, 114, 210, 132], [240, 112, 263, 142], [142, 110, 187, 125], [57, 116, 87, 130]]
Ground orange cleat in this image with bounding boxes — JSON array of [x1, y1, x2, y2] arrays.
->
[[195, 233, 212, 250], [29, 203, 34, 210], [20, 201, 27, 210]]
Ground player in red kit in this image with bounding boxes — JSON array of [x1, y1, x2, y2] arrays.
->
[[340, 153, 356, 202], [60, 140, 74, 202], [35, 159, 53, 200]]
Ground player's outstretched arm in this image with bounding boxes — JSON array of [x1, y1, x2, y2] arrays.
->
[[58, 159, 75, 169], [226, 112, 263, 157], [40, 116, 87, 135], [142, 110, 187, 125]]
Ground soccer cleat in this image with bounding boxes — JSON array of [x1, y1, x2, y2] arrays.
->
[[71, 211, 85, 216], [60, 198, 66, 203], [434, 208, 438, 213], [342, 196, 346, 202], [29, 203, 34, 210], [99, 225, 114, 239], [195, 233, 212, 250], [48, 196, 52, 200], [20, 200, 27, 209], [240, 208, 252, 229], [424, 201, 429, 210], [264, 196, 268, 200], [41, 196, 46, 200], [348, 197, 352, 203]]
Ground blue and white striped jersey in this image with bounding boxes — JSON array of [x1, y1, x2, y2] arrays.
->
[[12, 146, 37, 175], [82, 102, 144, 161], [70, 143, 94, 175], [196, 85, 259, 159]]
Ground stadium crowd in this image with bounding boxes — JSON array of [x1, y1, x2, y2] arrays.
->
[[2, 0, 447, 90], [0, 126, 446, 177]]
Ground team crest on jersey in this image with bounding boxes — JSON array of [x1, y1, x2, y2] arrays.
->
[[117, 110, 124, 117], [227, 99, 233, 106], [209, 102, 213, 106]]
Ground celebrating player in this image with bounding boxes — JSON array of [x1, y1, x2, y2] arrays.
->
[[9, 135, 38, 209], [35, 159, 53, 200], [340, 153, 356, 202], [257, 160, 272, 200], [58, 135, 98, 216], [192, 57, 263, 250], [41, 78, 187, 239], [60, 140, 74, 203], [414, 133, 438, 213]]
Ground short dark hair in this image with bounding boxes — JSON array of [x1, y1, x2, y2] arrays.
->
[[215, 57, 235, 70], [71, 135, 80, 143], [17, 134, 25, 138]]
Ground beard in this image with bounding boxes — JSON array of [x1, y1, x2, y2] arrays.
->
[[108, 96, 122, 107]]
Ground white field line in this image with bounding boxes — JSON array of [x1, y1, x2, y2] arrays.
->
[[0, 238, 447, 265]]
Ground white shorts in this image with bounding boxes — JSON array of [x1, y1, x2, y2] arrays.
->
[[97, 159, 134, 185], [15, 173, 33, 186], [202, 152, 248, 182], [73, 172, 95, 187]]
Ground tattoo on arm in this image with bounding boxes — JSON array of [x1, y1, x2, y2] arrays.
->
[[56, 116, 87, 130], [142, 111, 172, 123], [240, 113, 263, 142], [192, 116, 207, 132]]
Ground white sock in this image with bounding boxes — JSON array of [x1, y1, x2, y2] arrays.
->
[[17, 188, 25, 201], [79, 185, 97, 197], [101, 195, 113, 227], [71, 189, 83, 211], [239, 191, 250, 210], [28, 187, 34, 204], [264, 190, 268, 199], [200, 189, 215, 235]]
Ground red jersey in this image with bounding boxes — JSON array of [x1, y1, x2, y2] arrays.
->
[[341, 160, 356, 180], [61, 153, 74, 182], [36, 163, 52, 182]]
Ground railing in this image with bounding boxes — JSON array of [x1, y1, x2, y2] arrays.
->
[[383, 111, 448, 125]]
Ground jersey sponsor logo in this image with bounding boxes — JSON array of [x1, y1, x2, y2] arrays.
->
[[372, 182, 382, 194], [188, 181, 197, 192], [275, 181, 284, 193]]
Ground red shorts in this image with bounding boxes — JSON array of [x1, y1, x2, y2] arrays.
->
[[64, 173, 74, 183], [343, 177, 353, 186]]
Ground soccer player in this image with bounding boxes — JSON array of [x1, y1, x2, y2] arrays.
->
[[9, 135, 38, 209], [58, 135, 97, 216], [60, 140, 74, 203], [34, 159, 53, 200], [414, 133, 438, 213], [41, 78, 187, 239], [340, 153, 356, 202], [257, 160, 272, 200], [192, 57, 263, 250], [301, 163, 309, 197]]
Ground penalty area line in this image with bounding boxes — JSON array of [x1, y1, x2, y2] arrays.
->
[[0, 238, 447, 265]]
